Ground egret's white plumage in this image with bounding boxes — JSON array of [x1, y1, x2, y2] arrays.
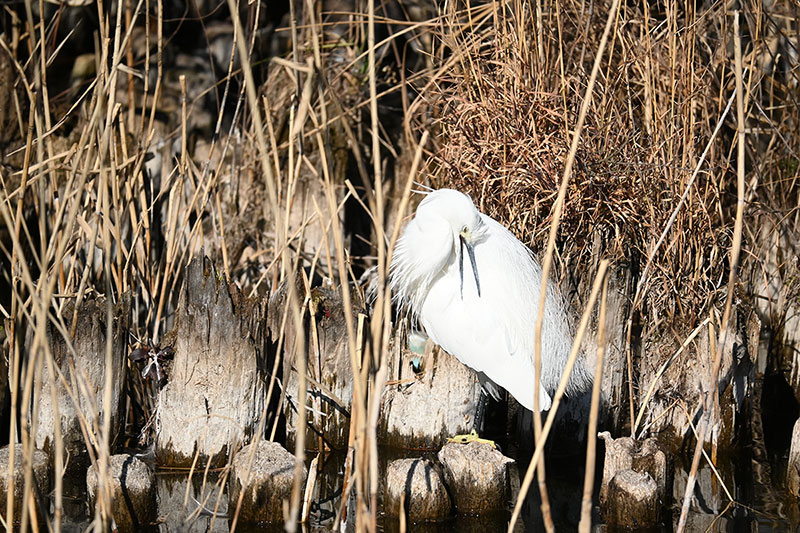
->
[[390, 189, 590, 412]]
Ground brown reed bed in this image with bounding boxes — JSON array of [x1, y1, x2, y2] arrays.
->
[[413, 0, 779, 327], [0, 0, 798, 530]]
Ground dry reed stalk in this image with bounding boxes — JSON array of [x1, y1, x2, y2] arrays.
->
[[285, 284, 308, 532], [224, 0, 306, 528], [19, 333, 39, 533], [578, 274, 609, 532], [96, 3, 132, 513], [1, 26, 105, 533], [226, 172, 310, 530], [1, 0, 796, 529], [2, 0, 218, 526], [365, 0, 391, 526], [4, 88, 36, 532], [183, 446, 204, 511], [303, 15, 375, 530]]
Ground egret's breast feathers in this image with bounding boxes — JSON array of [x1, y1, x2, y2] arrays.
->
[[390, 215, 452, 316]]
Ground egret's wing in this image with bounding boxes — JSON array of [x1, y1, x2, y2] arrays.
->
[[477, 316, 552, 412], [423, 299, 547, 412]]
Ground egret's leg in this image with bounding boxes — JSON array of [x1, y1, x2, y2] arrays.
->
[[473, 388, 487, 433]]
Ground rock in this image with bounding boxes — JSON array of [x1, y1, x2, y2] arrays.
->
[[604, 469, 659, 528], [380, 334, 482, 449], [0, 446, 50, 524], [86, 454, 156, 531], [29, 295, 129, 468], [384, 458, 451, 522], [599, 432, 668, 525], [598, 432, 668, 501], [156, 256, 268, 466], [437, 441, 514, 513], [788, 418, 800, 496], [155, 474, 229, 532], [271, 278, 363, 451], [229, 439, 306, 523]]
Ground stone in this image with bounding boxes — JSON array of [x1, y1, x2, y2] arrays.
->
[[0, 445, 50, 524], [229, 439, 307, 523], [437, 441, 514, 513], [605, 469, 659, 528], [28, 295, 129, 468], [156, 256, 268, 466], [384, 458, 451, 522], [86, 454, 156, 531]]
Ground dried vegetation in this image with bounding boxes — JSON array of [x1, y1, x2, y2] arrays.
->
[[0, 0, 799, 529], [419, 0, 800, 327]]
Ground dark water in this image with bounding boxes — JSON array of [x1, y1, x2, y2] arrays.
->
[[49, 440, 797, 532]]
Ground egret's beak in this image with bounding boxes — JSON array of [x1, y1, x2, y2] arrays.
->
[[459, 233, 481, 299]]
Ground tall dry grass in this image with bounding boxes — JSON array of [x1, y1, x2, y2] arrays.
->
[[0, 0, 798, 530]]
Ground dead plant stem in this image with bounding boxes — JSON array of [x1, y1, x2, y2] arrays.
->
[[510, 260, 610, 531], [578, 274, 609, 532]]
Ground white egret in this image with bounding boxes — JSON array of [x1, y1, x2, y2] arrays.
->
[[390, 189, 590, 428]]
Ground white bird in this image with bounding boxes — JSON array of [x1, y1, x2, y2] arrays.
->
[[390, 189, 590, 417]]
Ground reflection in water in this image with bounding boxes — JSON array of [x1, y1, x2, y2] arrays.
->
[[46, 445, 799, 531], [160, 416, 799, 532], [156, 473, 229, 532]]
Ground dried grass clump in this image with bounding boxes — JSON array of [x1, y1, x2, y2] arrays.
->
[[415, 0, 751, 323], [431, 48, 654, 266]]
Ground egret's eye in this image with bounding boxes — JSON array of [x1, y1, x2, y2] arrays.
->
[[461, 225, 468, 234]]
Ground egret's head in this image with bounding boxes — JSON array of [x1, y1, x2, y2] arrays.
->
[[391, 189, 487, 310], [416, 189, 484, 298]]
